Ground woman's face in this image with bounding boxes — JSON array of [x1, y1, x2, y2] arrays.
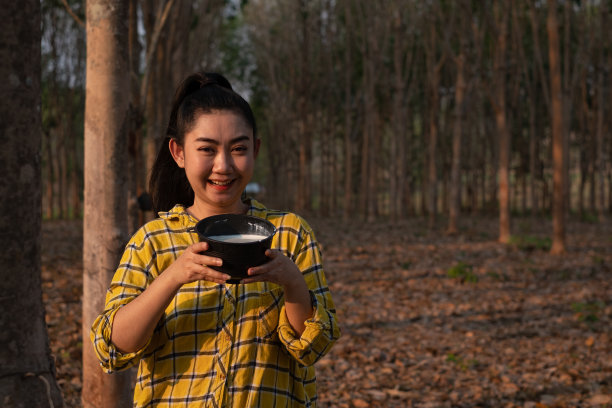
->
[[169, 110, 260, 217]]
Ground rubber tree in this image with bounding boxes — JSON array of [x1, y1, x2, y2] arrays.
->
[[82, 0, 133, 406], [0, 0, 64, 405]]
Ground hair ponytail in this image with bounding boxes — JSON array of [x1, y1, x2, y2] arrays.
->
[[148, 72, 257, 214]]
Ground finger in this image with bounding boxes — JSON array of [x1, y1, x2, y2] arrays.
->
[[199, 267, 230, 283], [194, 253, 223, 267], [190, 241, 209, 253], [265, 249, 280, 259], [247, 262, 272, 276], [195, 266, 230, 283], [240, 275, 264, 284]]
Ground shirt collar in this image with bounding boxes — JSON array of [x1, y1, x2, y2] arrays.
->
[[158, 204, 196, 225], [158, 199, 269, 224]]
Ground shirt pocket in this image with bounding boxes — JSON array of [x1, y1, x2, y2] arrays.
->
[[258, 286, 284, 339]]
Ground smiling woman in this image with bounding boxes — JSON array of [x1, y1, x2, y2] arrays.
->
[[89, 72, 340, 407]]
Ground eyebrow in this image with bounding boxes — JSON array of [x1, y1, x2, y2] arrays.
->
[[194, 136, 251, 145]]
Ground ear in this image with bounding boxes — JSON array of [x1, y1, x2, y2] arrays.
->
[[253, 138, 261, 159], [168, 138, 185, 168]]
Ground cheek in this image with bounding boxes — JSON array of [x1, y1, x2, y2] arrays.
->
[[236, 156, 255, 171], [184, 156, 212, 175]]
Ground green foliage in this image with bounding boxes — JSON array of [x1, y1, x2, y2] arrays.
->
[[571, 301, 605, 323], [591, 255, 606, 267], [445, 353, 480, 371], [509, 235, 552, 251], [400, 261, 412, 270], [580, 212, 599, 224], [486, 271, 509, 282], [447, 262, 478, 283]]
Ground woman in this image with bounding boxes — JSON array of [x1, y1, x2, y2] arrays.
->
[[90, 72, 340, 407]]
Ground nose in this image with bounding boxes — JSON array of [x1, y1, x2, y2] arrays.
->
[[213, 150, 233, 173]]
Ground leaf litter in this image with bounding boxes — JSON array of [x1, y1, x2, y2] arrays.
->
[[42, 216, 612, 407]]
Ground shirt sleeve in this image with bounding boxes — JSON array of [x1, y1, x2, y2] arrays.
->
[[89, 226, 158, 373], [276, 218, 341, 367]]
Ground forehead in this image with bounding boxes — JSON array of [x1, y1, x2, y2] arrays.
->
[[191, 110, 251, 131]]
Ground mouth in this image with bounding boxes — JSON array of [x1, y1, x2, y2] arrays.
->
[[208, 179, 235, 190]]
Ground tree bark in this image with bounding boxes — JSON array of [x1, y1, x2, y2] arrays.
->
[[529, 96, 539, 215], [595, 67, 606, 221], [492, 1, 511, 243], [547, 0, 566, 254], [426, 19, 443, 228], [448, 53, 466, 235], [44, 131, 55, 219], [342, 0, 353, 220], [595, 4, 607, 221], [82, 0, 133, 406], [0, 0, 64, 405]]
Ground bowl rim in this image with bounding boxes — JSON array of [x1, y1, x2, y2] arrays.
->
[[194, 213, 277, 244]]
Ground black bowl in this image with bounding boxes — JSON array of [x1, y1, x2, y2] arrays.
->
[[194, 214, 276, 283]]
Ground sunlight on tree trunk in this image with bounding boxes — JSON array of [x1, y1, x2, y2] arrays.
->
[[82, 0, 133, 406]]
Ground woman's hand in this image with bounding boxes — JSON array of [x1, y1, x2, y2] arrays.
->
[[240, 249, 302, 288], [242, 249, 313, 335], [112, 241, 228, 353], [165, 241, 229, 286]]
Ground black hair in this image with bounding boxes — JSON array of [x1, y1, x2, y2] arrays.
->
[[148, 72, 257, 213]]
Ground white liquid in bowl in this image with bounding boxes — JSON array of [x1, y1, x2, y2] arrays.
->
[[207, 234, 267, 243]]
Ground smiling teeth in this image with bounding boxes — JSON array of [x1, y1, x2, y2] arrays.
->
[[210, 180, 231, 186]]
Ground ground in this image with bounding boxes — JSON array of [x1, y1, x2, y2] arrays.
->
[[41, 215, 612, 407]]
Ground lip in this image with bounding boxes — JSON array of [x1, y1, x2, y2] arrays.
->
[[207, 179, 236, 191]]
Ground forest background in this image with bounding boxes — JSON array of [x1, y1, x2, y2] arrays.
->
[[42, 0, 612, 230], [3, 0, 611, 407]]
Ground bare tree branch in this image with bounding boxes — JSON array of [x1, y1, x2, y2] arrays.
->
[[61, 0, 85, 28], [140, 0, 177, 107]]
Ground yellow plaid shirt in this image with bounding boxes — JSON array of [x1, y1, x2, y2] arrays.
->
[[90, 199, 340, 407]]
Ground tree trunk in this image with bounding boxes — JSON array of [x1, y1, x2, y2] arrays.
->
[[595, 68, 606, 221], [493, 1, 511, 243], [296, 0, 311, 213], [359, 75, 372, 218], [66, 98, 82, 219], [426, 30, 441, 228], [595, 5, 607, 221], [342, 0, 353, 220], [0, 0, 64, 405], [82, 0, 133, 407], [578, 76, 589, 216], [547, 0, 566, 254], [44, 131, 55, 219], [57, 131, 67, 219], [529, 98, 539, 215], [448, 54, 466, 235], [562, 0, 572, 216]]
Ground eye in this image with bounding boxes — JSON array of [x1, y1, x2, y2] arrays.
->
[[198, 146, 215, 154], [232, 145, 248, 154]]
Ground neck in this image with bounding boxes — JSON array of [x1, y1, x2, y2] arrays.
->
[[187, 200, 248, 221]]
